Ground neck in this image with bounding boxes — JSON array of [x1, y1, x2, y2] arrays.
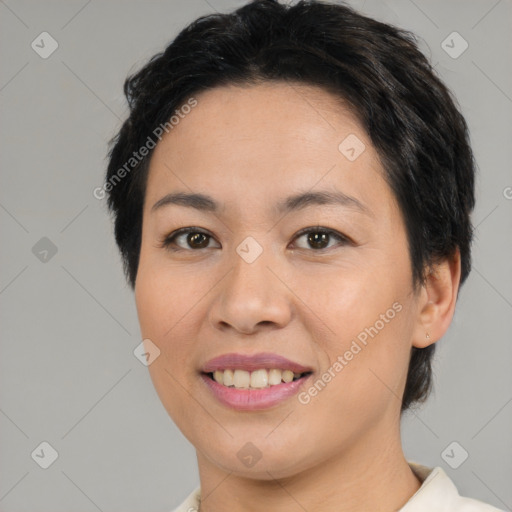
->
[[195, 423, 421, 512]]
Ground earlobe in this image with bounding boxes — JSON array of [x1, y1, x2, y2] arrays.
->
[[412, 248, 462, 349]]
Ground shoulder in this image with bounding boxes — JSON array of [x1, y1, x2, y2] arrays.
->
[[169, 485, 201, 512], [402, 463, 505, 512]]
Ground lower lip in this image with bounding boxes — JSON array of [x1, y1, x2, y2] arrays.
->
[[200, 373, 312, 411]]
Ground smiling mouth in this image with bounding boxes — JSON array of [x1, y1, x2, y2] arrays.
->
[[204, 369, 313, 389]]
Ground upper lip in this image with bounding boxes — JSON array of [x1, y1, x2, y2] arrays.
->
[[201, 352, 313, 374]]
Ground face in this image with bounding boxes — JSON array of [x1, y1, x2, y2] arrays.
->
[[135, 82, 423, 479]]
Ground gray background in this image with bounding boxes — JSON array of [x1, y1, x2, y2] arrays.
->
[[0, 0, 511, 510]]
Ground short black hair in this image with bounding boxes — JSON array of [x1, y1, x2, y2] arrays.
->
[[105, 0, 475, 411]]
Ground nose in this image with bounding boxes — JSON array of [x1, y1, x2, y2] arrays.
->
[[208, 246, 293, 335]]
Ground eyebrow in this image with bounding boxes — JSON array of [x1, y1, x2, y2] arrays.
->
[[151, 190, 372, 217]]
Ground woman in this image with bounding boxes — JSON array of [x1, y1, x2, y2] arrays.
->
[[105, 1, 502, 510]]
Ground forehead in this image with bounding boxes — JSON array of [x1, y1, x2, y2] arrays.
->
[[158, 82, 362, 162], [145, 82, 395, 219]]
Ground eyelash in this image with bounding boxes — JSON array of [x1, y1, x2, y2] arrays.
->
[[159, 226, 352, 252]]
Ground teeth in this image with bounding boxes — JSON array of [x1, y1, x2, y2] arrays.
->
[[233, 369, 250, 388], [223, 369, 234, 387], [268, 368, 282, 386], [210, 368, 307, 389], [282, 370, 294, 383], [250, 369, 268, 389]]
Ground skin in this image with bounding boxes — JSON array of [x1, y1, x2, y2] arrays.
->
[[135, 82, 461, 512]]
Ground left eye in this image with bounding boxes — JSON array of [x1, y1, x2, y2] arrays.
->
[[291, 227, 350, 251]]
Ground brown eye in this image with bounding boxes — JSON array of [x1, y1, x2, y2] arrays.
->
[[161, 227, 219, 251], [292, 227, 350, 251], [186, 232, 210, 249], [306, 232, 330, 249]]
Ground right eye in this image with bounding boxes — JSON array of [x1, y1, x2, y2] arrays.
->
[[159, 227, 220, 251]]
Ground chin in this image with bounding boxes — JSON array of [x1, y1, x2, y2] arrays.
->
[[196, 433, 321, 481]]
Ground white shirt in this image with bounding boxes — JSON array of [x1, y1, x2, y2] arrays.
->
[[169, 462, 504, 511]]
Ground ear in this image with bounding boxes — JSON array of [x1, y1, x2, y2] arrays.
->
[[412, 248, 462, 348]]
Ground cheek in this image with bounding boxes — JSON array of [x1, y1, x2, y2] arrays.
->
[[135, 254, 204, 338], [290, 258, 405, 341], [328, 302, 413, 419], [134, 264, 200, 431], [135, 264, 191, 378], [301, 269, 414, 421]]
